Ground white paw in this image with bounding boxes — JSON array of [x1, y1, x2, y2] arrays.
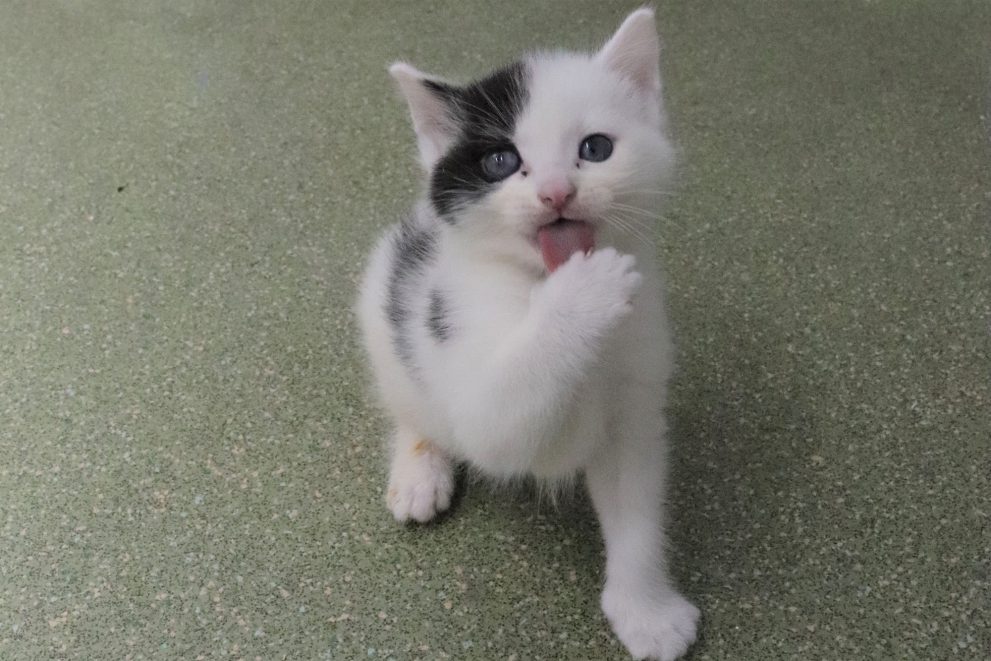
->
[[539, 247, 642, 336], [602, 586, 700, 661], [386, 440, 454, 523]]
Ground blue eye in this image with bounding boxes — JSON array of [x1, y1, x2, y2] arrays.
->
[[579, 134, 613, 162], [481, 148, 521, 181]]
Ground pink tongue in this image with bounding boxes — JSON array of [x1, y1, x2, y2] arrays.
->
[[537, 220, 595, 272]]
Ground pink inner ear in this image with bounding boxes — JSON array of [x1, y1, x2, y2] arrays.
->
[[598, 9, 661, 95], [537, 220, 596, 272]]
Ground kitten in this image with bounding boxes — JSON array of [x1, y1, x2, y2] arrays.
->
[[357, 9, 699, 660]]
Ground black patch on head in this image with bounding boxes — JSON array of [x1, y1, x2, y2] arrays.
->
[[385, 219, 436, 368], [426, 289, 452, 342], [427, 62, 529, 221]]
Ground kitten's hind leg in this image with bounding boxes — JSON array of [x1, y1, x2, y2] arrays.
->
[[385, 426, 455, 524]]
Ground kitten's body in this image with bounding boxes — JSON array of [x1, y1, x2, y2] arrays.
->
[[362, 203, 667, 475], [358, 10, 699, 660]]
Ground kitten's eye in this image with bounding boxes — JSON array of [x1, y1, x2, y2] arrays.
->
[[578, 134, 613, 163], [480, 148, 521, 181]]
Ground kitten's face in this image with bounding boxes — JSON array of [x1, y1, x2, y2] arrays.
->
[[392, 10, 672, 271]]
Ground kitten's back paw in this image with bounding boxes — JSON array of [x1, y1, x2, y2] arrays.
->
[[386, 439, 455, 524], [602, 586, 700, 661]]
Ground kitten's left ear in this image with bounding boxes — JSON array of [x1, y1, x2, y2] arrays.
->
[[596, 8, 662, 96]]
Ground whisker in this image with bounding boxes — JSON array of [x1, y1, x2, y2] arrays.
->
[[612, 183, 674, 196], [609, 203, 661, 221], [621, 215, 660, 236], [607, 211, 658, 241], [453, 94, 506, 129], [613, 189, 674, 197], [603, 212, 655, 247], [437, 173, 484, 190]]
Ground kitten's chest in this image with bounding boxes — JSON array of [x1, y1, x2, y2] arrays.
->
[[436, 262, 536, 343]]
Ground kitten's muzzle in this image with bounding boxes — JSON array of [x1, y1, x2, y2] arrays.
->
[[538, 180, 577, 214]]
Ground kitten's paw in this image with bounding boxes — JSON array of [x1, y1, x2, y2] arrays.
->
[[541, 247, 642, 334], [602, 586, 700, 661], [559, 247, 641, 300], [386, 439, 454, 524]]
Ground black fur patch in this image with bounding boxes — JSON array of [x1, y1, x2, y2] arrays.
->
[[426, 289, 452, 342], [386, 219, 436, 367], [428, 62, 529, 220]]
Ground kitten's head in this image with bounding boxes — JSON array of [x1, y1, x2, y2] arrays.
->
[[391, 8, 674, 272]]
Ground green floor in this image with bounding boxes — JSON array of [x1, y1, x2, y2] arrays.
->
[[2, 1, 989, 659]]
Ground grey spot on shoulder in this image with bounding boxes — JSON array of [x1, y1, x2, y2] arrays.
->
[[427, 289, 452, 342], [385, 218, 436, 369]]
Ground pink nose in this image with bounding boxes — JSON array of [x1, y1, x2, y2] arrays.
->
[[538, 181, 576, 212]]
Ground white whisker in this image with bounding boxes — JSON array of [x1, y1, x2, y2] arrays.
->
[[603, 212, 655, 247]]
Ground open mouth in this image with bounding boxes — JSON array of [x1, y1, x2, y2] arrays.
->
[[536, 218, 596, 273]]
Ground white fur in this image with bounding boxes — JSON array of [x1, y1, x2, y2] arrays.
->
[[358, 9, 699, 660]]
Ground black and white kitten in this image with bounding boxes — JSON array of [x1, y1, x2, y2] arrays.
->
[[357, 9, 699, 660]]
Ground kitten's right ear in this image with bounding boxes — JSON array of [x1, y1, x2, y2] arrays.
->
[[596, 8, 662, 98], [389, 62, 459, 169]]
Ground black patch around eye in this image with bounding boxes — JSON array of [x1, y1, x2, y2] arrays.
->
[[579, 134, 613, 162], [429, 61, 529, 221]]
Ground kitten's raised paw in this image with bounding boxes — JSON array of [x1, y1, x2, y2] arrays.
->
[[540, 247, 642, 336], [602, 586, 700, 661], [386, 439, 455, 523]]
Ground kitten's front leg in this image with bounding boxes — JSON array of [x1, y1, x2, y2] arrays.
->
[[386, 426, 455, 523], [585, 406, 699, 660], [446, 248, 640, 469]]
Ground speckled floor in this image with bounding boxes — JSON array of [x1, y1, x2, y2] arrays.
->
[[1, 1, 989, 659]]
